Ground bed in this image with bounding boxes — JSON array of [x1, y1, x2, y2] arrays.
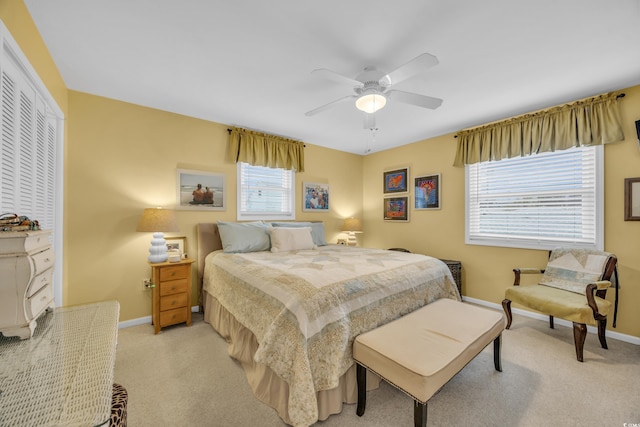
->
[[197, 222, 460, 427]]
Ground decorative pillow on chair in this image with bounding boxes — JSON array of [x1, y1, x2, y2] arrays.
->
[[217, 221, 270, 253], [539, 248, 612, 294], [268, 226, 317, 253]]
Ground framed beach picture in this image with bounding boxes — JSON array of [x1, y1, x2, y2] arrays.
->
[[302, 182, 330, 211], [383, 196, 409, 221], [383, 167, 409, 194], [176, 169, 225, 211], [414, 174, 441, 210]]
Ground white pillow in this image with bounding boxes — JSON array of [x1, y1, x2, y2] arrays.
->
[[268, 221, 327, 246], [268, 227, 316, 253]]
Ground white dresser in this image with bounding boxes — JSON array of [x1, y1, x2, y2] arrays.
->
[[0, 229, 55, 339]]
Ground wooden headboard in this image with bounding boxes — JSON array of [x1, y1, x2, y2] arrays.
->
[[196, 223, 222, 288]]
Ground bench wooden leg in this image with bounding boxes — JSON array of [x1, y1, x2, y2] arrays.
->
[[356, 363, 366, 416], [414, 400, 427, 427], [493, 334, 502, 372]]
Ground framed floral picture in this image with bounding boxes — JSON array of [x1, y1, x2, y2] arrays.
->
[[383, 167, 409, 194], [383, 196, 409, 221], [414, 174, 441, 210], [176, 169, 225, 211], [302, 182, 330, 211]]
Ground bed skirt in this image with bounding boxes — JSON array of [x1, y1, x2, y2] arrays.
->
[[204, 291, 382, 425]]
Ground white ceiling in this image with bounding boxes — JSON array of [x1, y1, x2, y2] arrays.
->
[[24, 0, 640, 155]]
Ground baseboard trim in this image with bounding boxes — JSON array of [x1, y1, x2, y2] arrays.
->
[[118, 306, 201, 329], [463, 296, 640, 346], [119, 301, 640, 345]]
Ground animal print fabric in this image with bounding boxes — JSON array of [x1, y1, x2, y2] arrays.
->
[[109, 383, 127, 427]]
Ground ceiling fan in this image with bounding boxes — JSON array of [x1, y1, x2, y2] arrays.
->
[[305, 53, 443, 120]]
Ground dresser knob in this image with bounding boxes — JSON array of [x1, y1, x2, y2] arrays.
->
[[172, 301, 176, 305]]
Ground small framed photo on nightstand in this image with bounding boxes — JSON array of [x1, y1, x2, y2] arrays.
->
[[166, 236, 187, 258]]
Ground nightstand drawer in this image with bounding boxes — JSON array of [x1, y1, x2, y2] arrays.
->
[[159, 307, 188, 326], [160, 292, 188, 311], [159, 278, 188, 296], [159, 264, 188, 281]]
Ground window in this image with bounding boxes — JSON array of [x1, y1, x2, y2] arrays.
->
[[466, 146, 603, 250], [1, 21, 64, 304], [237, 162, 295, 221]]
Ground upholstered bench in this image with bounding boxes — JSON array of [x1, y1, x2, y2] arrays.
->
[[353, 298, 506, 427]]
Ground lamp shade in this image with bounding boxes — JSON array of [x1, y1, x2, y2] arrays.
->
[[137, 208, 179, 263], [136, 208, 179, 233], [341, 217, 363, 233]]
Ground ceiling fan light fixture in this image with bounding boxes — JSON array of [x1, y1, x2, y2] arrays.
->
[[355, 93, 386, 114]]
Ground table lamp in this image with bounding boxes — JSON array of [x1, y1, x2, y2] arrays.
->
[[136, 207, 179, 263], [341, 217, 363, 246]]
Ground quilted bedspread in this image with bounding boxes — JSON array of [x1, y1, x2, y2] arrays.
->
[[203, 245, 459, 427]]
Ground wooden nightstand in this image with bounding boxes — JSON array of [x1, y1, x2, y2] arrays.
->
[[150, 258, 195, 334]]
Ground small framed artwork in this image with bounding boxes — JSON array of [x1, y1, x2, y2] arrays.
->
[[624, 177, 640, 221], [415, 174, 441, 210], [383, 167, 409, 194], [177, 169, 225, 211], [166, 236, 187, 258], [302, 182, 330, 211], [384, 196, 409, 221]]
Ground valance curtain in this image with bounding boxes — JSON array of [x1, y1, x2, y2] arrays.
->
[[228, 127, 305, 172], [453, 92, 625, 166]]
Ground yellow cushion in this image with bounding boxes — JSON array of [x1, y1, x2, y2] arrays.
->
[[505, 285, 611, 326]]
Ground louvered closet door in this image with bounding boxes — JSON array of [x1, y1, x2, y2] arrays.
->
[[0, 49, 57, 231]]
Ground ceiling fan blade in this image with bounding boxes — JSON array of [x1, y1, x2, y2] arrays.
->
[[387, 90, 443, 110], [363, 113, 376, 130], [305, 95, 356, 117], [311, 68, 364, 87], [380, 53, 439, 87]]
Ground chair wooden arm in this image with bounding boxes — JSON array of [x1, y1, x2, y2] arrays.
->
[[585, 283, 608, 321], [512, 268, 544, 286]]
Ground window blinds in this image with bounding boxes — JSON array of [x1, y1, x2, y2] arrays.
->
[[237, 162, 294, 220], [467, 146, 601, 250]]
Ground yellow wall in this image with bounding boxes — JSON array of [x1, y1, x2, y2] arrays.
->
[[362, 87, 640, 338], [66, 91, 363, 321], [5, 0, 639, 338]]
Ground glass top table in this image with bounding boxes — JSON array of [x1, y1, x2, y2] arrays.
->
[[0, 301, 119, 427]]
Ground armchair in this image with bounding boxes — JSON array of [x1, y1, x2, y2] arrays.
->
[[502, 248, 617, 362]]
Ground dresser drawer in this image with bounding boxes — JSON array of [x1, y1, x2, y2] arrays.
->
[[27, 267, 53, 298], [159, 307, 188, 327], [159, 278, 188, 296], [159, 264, 188, 281], [31, 247, 54, 275], [27, 283, 53, 319], [160, 292, 188, 311]]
